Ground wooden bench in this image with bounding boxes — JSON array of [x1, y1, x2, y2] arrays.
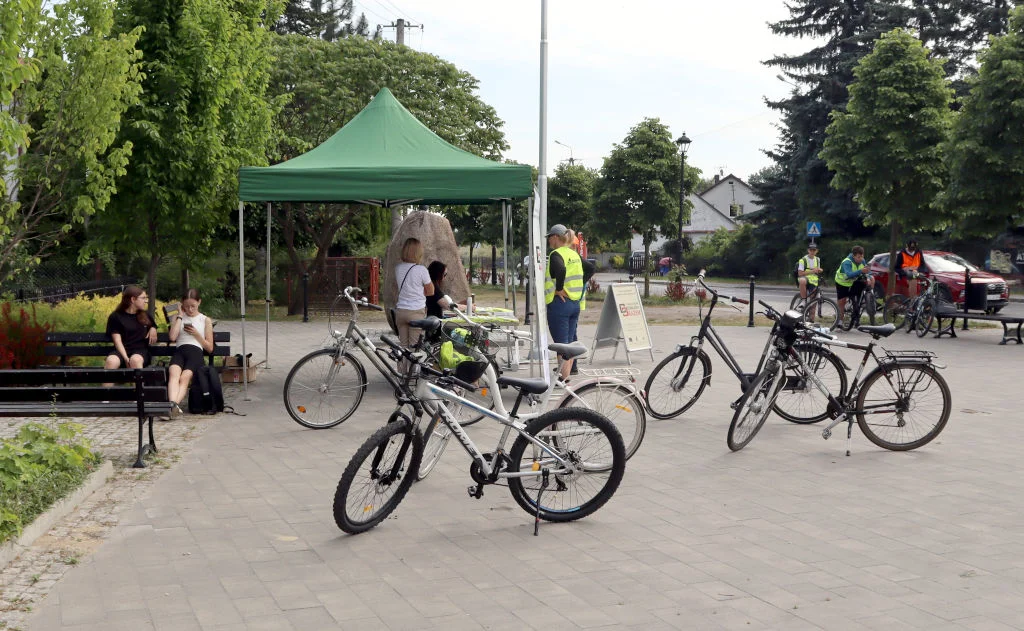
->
[[45, 331, 231, 366], [0, 367, 172, 468], [934, 308, 1024, 345]]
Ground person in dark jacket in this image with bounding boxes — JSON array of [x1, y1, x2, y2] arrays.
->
[[425, 261, 465, 318]]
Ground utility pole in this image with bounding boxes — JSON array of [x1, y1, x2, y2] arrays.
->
[[381, 18, 422, 45]]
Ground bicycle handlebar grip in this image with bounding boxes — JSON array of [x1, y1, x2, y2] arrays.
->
[[367, 303, 384, 311], [732, 296, 749, 305], [758, 299, 774, 310]]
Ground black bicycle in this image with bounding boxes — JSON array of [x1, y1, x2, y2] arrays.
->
[[838, 274, 879, 331], [644, 273, 848, 424]]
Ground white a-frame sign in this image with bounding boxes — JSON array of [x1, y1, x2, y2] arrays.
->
[[590, 283, 655, 364]]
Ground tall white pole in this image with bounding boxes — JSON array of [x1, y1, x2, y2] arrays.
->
[[533, 0, 551, 383], [538, 0, 548, 237], [238, 201, 249, 400], [265, 202, 272, 370]]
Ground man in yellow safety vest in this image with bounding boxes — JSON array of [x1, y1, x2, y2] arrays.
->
[[545, 224, 584, 382]]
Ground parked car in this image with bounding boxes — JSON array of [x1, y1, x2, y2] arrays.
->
[[867, 250, 1010, 313]]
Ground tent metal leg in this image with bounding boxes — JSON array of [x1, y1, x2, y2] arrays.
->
[[238, 201, 249, 401], [265, 201, 272, 370]]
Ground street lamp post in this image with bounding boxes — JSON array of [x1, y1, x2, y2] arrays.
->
[[675, 133, 691, 252], [554, 139, 574, 165]]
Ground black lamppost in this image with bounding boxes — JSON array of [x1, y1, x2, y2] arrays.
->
[[675, 133, 692, 247]]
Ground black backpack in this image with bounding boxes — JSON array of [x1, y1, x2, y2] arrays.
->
[[188, 364, 225, 415]]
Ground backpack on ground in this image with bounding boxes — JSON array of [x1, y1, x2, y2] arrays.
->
[[188, 364, 225, 415]]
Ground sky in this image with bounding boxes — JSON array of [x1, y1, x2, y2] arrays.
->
[[352, 0, 816, 182]]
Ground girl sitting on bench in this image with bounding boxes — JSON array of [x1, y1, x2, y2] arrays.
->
[[167, 289, 214, 416]]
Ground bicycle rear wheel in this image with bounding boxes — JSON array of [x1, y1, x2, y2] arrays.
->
[[772, 345, 847, 424], [801, 297, 839, 331], [284, 349, 367, 429], [507, 408, 625, 523], [727, 363, 783, 451], [916, 299, 936, 338], [856, 364, 950, 451], [643, 348, 711, 419], [559, 382, 646, 459], [333, 420, 423, 534]]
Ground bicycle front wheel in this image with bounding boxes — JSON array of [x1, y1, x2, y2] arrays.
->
[[856, 364, 951, 451], [416, 415, 452, 481], [916, 299, 936, 338], [507, 408, 626, 523], [559, 382, 646, 459], [284, 349, 367, 429], [801, 297, 839, 331], [333, 420, 423, 534], [883, 295, 910, 331], [772, 345, 847, 424], [643, 348, 711, 420], [728, 363, 783, 451]]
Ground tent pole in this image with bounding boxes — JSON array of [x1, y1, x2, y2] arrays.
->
[[502, 200, 509, 309], [266, 201, 274, 368], [238, 201, 249, 400], [510, 201, 516, 317]]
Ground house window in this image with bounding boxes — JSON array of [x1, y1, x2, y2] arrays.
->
[[729, 203, 743, 217]]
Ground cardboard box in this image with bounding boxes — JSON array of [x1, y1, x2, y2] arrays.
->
[[222, 355, 259, 383]]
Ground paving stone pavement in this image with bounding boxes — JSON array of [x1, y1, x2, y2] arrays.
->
[[5, 316, 1024, 630]]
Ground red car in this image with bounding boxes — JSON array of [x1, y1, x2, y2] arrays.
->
[[867, 250, 1010, 313]]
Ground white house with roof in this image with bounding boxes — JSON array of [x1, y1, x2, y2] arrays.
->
[[628, 173, 761, 253]]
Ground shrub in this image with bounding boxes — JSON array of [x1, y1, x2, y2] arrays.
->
[[587, 277, 601, 294], [610, 255, 625, 269], [0, 422, 100, 543], [664, 265, 689, 302], [477, 268, 490, 285], [34, 293, 170, 333], [0, 303, 55, 369]]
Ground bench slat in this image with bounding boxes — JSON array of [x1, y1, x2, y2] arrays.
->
[[0, 386, 169, 402], [44, 346, 231, 357], [0, 367, 168, 386], [0, 402, 172, 417], [46, 332, 231, 342]]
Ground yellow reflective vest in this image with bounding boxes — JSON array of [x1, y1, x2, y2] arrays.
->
[[545, 246, 584, 304], [834, 255, 865, 287], [799, 255, 820, 285]]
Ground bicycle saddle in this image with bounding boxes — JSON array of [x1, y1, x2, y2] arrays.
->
[[408, 317, 443, 332], [857, 323, 896, 338], [548, 342, 588, 359], [496, 376, 550, 395]]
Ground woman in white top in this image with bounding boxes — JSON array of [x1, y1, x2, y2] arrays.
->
[[394, 238, 434, 351], [167, 289, 215, 415]]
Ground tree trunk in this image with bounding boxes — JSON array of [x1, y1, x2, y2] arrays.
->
[[468, 243, 474, 283], [643, 233, 651, 299], [391, 206, 402, 234], [147, 254, 161, 323], [181, 266, 189, 297], [491, 243, 497, 286], [887, 219, 900, 297]]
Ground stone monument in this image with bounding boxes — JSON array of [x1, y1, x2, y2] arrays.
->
[[383, 211, 471, 314]]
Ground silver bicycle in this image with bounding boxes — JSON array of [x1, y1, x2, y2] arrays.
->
[[333, 334, 627, 535]]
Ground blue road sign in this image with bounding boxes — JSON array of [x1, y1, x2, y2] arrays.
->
[[806, 222, 821, 237]]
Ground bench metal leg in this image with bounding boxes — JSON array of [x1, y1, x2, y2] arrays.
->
[[999, 321, 1022, 345], [936, 317, 958, 339], [134, 416, 156, 468]]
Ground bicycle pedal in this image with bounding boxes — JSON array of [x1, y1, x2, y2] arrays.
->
[[467, 485, 484, 499], [729, 398, 741, 411], [822, 429, 831, 440]]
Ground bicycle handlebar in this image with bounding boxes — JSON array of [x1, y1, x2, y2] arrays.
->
[[344, 286, 384, 311], [379, 333, 478, 391], [694, 271, 748, 305]]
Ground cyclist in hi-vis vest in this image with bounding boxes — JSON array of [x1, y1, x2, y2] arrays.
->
[[545, 224, 584, 382], [895, 237, 926, 300], [834, 245, 874, 322], [797, 241, 823, 300]]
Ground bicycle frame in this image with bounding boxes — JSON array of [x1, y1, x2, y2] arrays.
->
[[414, 377, 583, 480]]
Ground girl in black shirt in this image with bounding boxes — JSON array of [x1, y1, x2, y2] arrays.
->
[[104, 286, 157, 369], [425, 261, 465, 318]]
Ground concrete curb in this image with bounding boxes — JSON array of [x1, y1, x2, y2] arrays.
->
[[0, 460, 113, 570]]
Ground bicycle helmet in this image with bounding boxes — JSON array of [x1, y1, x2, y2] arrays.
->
[[905, 237, 919, 248]]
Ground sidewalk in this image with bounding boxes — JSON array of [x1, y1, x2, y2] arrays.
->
[[10, 320, 1024, 630]]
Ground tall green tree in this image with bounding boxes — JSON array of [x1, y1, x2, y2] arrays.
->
[[87, 0, 282, 304], [268, 34, 509, 310], [275, 0, 368, 41], [546, 162, 596, 235], [593, 118, 680, 297], [0, 0, 143, 284], [945, 5, 1024, 236], [821, 28, 954, 294]]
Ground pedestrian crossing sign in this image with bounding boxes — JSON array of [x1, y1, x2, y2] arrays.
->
[[806, 222, 822, 237]]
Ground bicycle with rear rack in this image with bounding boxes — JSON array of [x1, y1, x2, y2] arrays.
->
[[332, 332, 626, 535], [416, 309, 646, 481], [644, 272, 849, 425], [728, 303, 951, 455]]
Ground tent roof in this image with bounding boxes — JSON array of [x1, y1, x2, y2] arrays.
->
[[238, 87, 533, 205]]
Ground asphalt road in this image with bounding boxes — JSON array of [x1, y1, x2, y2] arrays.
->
[[593, 272, 1024, 318]]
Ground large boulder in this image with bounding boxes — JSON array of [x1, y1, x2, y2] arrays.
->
[[383, 211, 470, 311]]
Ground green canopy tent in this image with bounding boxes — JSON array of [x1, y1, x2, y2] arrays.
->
[[234, 87, 539, 396]]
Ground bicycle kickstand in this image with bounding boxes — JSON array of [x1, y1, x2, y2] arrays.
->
[[533, 469, 550, 537], [845, 415, 854, 457]]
